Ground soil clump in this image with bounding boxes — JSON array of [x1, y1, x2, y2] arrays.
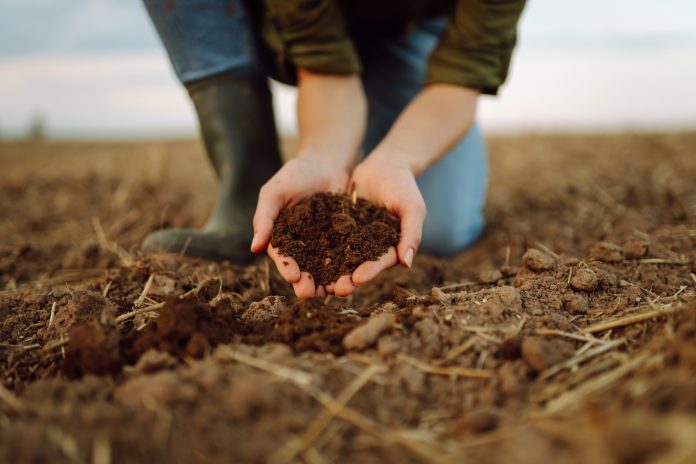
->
[[271, 192, 400, 285]]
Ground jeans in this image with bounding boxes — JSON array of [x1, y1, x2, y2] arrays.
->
[[143, 0, 487, 256]]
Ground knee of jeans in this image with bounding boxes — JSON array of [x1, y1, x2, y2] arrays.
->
[[420, 209, 485, 257]]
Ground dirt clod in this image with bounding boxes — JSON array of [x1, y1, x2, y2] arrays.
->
[[500, 333, 523, 359], [63, 317, 122, 378], [522, 248, 556, 272], [51, 290, 116, 336], [521, 337, 575, 372], [479, 269, 503, 284], [271, 193, 399, 285], [494, 285, 522, 310], [343, 312, 397, 351], [623, 239, 649, 259], [459, 409, 500, 434], [590, 241, 625, 263], [570, 268, 599, 292], [563, 293, 589, 313], [242, 296, 287, 322]]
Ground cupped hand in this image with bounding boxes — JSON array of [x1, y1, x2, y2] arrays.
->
[[323, 153, 426, 298], [251, 156, 349, 299], [253, 154, 425, 300]]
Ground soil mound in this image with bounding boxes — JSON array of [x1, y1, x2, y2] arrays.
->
[[122, 296, 368, 365], [271, 192, 400, 284]]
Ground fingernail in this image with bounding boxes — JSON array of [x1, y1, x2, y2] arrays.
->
[[250, 233, 260, 251], [404, 248, 414, 268]]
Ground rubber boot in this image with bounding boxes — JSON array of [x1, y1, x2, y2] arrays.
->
[[142, 73, 282, 262]]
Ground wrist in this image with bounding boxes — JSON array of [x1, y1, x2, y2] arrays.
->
[[367, 145, 424, 176], [296, 148, 356, 173]]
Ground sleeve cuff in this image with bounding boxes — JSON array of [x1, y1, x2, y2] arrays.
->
[[426, 43, 514, 95], [264, 0, 362, 76], [288, 39, 362, 75]]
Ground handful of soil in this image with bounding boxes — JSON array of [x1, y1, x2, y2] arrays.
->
[[271, 192, 400, 285]]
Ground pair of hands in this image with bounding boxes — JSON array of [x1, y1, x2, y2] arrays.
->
[[247, 71, 479, 299], [249, 153, 426, 299]]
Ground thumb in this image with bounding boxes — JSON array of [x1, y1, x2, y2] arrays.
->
[[251, 184, 283, 253], [396, 199, 426, 268]]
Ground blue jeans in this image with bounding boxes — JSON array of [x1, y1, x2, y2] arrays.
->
[[144, 0, 487, 256]]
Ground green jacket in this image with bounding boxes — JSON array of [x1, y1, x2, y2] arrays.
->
[[262, 0, 527, 95]]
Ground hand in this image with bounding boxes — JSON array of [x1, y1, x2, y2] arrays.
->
[[251, 156, 350, 299], [252, 69, 366, 299], [323, 153, 426, 298], [320, 84, 477, 297]]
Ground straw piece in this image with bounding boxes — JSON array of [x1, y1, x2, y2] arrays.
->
[[397, 353, 493, 379], [584, 304, 687, 334], [545, 353, 661, 414]]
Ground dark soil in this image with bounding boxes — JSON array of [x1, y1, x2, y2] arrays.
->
[[1, 134, 696, 463], [271, 192, 400, 284]]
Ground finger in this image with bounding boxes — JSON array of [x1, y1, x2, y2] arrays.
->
[[334, 275, 356, 297], [267, 245, 301, 283], [293, 272, 316, 299], [397, 201, 426, 268], [325, 282, 336, 295], [352, 247, 398, 286], [251, 184, 282, 253], [315, 285, 327, 298]]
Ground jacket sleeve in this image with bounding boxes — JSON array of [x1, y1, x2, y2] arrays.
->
[[263, 0, 361, 75], [427, 0, 526, 95]]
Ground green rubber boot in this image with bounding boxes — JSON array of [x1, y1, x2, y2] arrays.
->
[[142, 74, 282, 262]]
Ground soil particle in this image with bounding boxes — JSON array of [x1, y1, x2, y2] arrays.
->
[[559, 256, 580, 267], [590, 241, 625, 263], [50, 290, 116, 336], [623, 239, 649, 259], [414, 317, 443, 358], [458, 408, 501, 434], [498, 361, 529, 398], [343, 313, 397, 351], [148, 274, 178, 298], [225, 374, 276, 420], [377, 335, 401, 358], [500, 265, 520, 277], [602, 414, 671, 464], [271, 192, 400, 285], [209, 292, 245, 314], [521, 248, 556, 272], [521, 337, 575, 372], [242, 296, 287, 322], [481, 298, 506, 319], [478, 269, 503, 284], [594, 267, 618, 289], [500, 333, 523, 360], [570, 268, 599, 292], [152, 298, 200, 353], [395, 364, 426, 396], [114, 371, 197, 408], [132, 349, 177, 374], [493, 285, 523, 311], [563, 293, 589, 313], [63, 315, 122, 378], [185, 331, 211, 358]]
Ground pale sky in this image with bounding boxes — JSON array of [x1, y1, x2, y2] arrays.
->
[[1, 0, 695, 138]]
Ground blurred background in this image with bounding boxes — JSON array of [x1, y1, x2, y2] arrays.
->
[[1, 0, 695, 139]]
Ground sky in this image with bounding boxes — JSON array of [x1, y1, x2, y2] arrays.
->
[[0, 0, 695, 138]]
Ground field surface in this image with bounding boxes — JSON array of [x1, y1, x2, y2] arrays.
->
[[1, 133, 695, 463]]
